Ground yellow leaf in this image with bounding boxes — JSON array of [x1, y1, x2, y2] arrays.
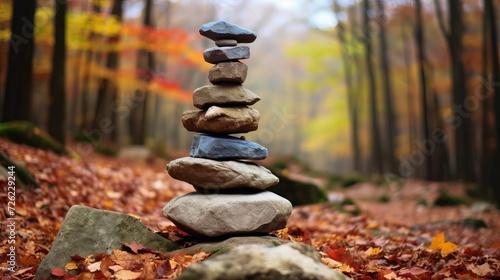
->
[[429, 232, 445, 251], [440, 241, 458, 257], [384, 272, 398, 279], [364, 247, 382, 257], [339, 263, 355, 273], [65, 262, 78, 270], [429, 232, 457, 257], [366, 222, 379, 229]]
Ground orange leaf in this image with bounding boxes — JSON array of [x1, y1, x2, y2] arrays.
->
[[121, 241, 146, 254], [114, 269, 142, 280]]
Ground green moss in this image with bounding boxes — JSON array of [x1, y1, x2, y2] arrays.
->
[[0, 150, 39, 190], [434, 189, 469, 206], [377, 195, 390, 203], [267, 167, 327, 206], [94, 144, 118, 156], [0, 121, 68, 155]]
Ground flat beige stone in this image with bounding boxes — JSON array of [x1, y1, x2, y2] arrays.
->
[[193, 84, 259, 109], [208, 61, 248, 84], [167, 157, 278, 190], [181, 106, 259, 134]]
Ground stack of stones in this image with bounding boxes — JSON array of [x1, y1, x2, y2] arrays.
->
[[162, 20, 292, 238]]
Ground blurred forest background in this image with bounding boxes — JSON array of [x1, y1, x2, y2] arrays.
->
[[0, 0, 499, 204]]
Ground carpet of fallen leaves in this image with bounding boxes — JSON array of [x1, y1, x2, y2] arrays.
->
[[1, 138, 499, 280]]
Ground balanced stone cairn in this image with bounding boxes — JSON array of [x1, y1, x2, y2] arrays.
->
[[162, 20, 292, 238]]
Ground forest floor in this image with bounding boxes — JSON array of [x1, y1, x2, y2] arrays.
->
[[1, 138, 499, 279]]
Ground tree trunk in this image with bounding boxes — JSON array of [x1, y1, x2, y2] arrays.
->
[[2, 0, 36, 122], [485, 0, 500, 206], [401, 21, 418, 172], [376, 0, 396, 174], [348, 4, 368, 174], [448, 0, 473, 181], [48, 0, 67, 145], [435, 0, 473, 181], [333, 1, 361, 172], [363, 0, 383, 174], [129, 0, 155, 145], [91, 0, 124, 145], [79, 4, 101, 132], [414, 0, 431, 179]]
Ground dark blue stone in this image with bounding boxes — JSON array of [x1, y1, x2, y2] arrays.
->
[[190, 134, 268, 160], [203, 46, 250, 64], [199, 20, 257, 43]]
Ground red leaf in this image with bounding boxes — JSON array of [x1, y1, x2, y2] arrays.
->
[[399, 267, 431, 278], [121, 242, 146, 254], [176, 228, 191, 236], [70, 255, 86, 262], [327, 247, 347, 262], [463, 247, 483, 257], [51, 267, 65, 277]]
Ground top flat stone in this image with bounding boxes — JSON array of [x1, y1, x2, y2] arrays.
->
[[199, 20, 257, 43]]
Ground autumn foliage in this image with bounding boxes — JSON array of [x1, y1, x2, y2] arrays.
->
[[0, 139, 499, 279]]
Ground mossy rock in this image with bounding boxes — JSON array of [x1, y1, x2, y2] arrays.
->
[[168, 236, 289, 258], [434, 189, 469, 206], [267, 168, 327, 206], [0, 150, 39, 189], [0, 121, 68, 155]]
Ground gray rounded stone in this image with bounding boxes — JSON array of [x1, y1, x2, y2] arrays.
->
[[166, 157, 278, 190], [208, 62, 248, 84], [199, 20, 257, 43], [193, 84, 258, 109], [35, 206, 179, 280], [203, 46, 250, 64], [181, 106, 259, 134], [162, 191, 292, 237], [175, 243, 350, 280]]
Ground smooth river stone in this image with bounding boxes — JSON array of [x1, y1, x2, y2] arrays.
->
[[215, 39, 238, 47], [190, 134, 267, 160], [208, 61, 248, 84], [181, 106, 259, 134], [203, 46, 250, 64], [199, 20, 257, 43], [193, 84, 259, 109], [162, 191, 291, 237], [166, 157, 278, 190]]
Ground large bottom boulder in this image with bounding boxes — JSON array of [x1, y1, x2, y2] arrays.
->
[[35, 205, 178, 280], [163, 191, 292, 237], [176, 242, 350, 280], [168, 235, 290, 257]]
